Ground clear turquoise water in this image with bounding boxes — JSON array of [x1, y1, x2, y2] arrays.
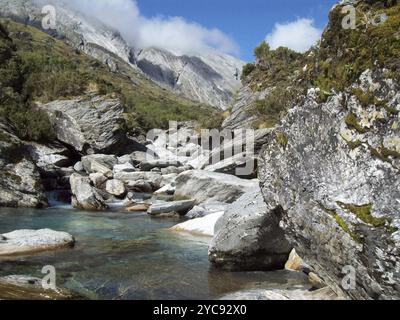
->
[[0, 207, 308, 300]]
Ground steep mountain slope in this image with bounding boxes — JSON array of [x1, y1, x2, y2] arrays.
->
[[137, 47, 244, 110], [0, 0, 136, 70], [0, 0, 243, 109], [0, 19, 221, 139]]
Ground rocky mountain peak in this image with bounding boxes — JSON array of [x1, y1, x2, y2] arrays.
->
[[0, 0, 244, 109]]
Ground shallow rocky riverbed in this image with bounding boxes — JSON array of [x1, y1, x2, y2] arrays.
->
[[0, 207, 313, 300]]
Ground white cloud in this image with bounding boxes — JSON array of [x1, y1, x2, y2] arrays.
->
[[63, 0, 239, 56], [266, 18, 322, 53]]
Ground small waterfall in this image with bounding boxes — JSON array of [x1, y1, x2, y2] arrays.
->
[[46, 191, 73, 209]]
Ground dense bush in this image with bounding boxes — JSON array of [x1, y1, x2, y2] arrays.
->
[[0, 22, 56, 142], [241, 63, 255, 81]]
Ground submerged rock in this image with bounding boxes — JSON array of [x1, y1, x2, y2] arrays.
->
[[0, 229, 75, 256], [175, 170, 257, 204], [125, 203, 151, 213], [70, 173, 107, 211], [209, 188, 291, 271]]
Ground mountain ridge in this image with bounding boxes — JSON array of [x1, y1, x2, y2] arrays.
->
[[0, 0, 244, 109]]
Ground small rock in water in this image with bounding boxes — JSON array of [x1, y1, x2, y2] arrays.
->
[[148, 200, 195, 216], [0, 229, 75, 256]]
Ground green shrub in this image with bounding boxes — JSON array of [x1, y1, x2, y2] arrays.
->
[[241, 63, 255, 81]]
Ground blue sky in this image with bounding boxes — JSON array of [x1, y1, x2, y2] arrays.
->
[[137, 0, 337, 61]]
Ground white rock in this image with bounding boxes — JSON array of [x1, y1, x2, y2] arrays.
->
[[113, 163, 136, 174], [0, 229, 75, 256], [105, 179, 126, 198], [170, 211, 225, 237], [73, 161, 84, 172], [175, 170, 258, 204], [154, 184, 176, 195]]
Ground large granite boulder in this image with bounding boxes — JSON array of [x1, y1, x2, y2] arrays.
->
[[209, 188, 291, 271], [259, 70, 400, 300], [0, 123, 48, 208], [175, 170, 257, 204], [38, 96, 145, 155], [70, 173, 107, 211], [0, 229, 75, 256]]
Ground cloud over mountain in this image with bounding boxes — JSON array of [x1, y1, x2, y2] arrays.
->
[[66, 0, 239, 56], [265, 18, 322, 53]]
